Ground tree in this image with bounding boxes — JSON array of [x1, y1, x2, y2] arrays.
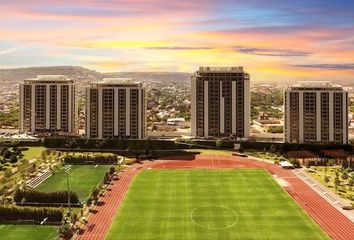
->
[[103, 172, 110, 184], [109, 166, 115, 175], [91, 186, 100, 200], [216, 139, 223, 149], [238, 147, 244, 153], [59, 223, 74, 240], [41, 150, 47, 161], [2, 149, 12, 159], [324, 176, 330, 185], [269, 144, 276, 153], [334, 175, 341, 192], [341, 171, 348, 180], [9, 155, 17, 163], [348, 177, 353, 189]]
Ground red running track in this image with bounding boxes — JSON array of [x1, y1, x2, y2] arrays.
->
[[76, 155, 354, 240]]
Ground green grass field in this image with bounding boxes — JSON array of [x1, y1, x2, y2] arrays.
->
[[36, 165, 109, 201], [106, 169, 328, 240], [22, 147, 46, 160], [186, 149, 233, 157], [0, 224, 57, 240]]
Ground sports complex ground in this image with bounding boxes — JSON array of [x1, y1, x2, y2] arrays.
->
[[0, 224, 57, 240], [77, 154, 354, 240], [36, 165, 109, 201]]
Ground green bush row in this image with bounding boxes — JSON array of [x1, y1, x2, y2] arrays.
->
[[0, 206, 63, 224], [14, 190, 79, 204], [63, 154, 117, 164], [42, 138, 178, 150]]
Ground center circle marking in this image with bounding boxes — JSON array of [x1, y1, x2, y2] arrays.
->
[[190, 205, 239, 230]]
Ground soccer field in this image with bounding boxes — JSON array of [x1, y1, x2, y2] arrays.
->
[[0, 224, 57, 240], [106, 169, 329, 240], [36, 165, 109, 201]]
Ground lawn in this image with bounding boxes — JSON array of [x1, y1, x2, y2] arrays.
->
[[106, 169, 328, 240], [36, 165, 109, 201], [22, 147, 46, 160], [186, 149, 233, 157], [0, 224, 57, 240]]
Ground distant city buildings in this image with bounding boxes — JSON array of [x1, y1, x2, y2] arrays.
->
[[284, 81, 348, 144], [191, 67, 250, 138], [15, 71, 351, 144], [19, 75, 77, 134], [85, 78, 145, 139]]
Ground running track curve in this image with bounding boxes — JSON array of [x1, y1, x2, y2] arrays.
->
[[76, 154, 354, 240]]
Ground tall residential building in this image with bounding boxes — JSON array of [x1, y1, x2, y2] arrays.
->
[[85, 78, 145, 139], [284, 81, 348, 144], [191, 67, 250, 138], [19, 75, 76, 134]]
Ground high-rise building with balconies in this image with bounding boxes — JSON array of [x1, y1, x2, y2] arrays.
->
[[85, 78, 145, 139], [284, 81, 348, 144], [19, 75, 76, 134], [191, 67, 250, 138]]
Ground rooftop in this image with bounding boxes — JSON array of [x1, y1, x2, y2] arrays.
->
[[26, 75, 71, 81], [101, 78, 135, 84], [198, 66, 245, 73], [292, 81, 342, 88], [288, 81, 344, 91], [91, 78, 142, 87]]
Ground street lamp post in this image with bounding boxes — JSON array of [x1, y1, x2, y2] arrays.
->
[[64, 165, 72, 216]]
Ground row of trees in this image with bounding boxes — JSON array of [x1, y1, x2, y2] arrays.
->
[[87, 166, 116, 206], [0, 206, 63, 223], [63, 153, 117, 165], [14, 190, 79, 204]]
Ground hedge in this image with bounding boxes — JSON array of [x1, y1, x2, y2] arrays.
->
[[14, 190, 79, 204], [0, 206, 63, 224], [63, 153, 117, 164], [42, 138, 178, 150], [179, 140, 353, 152]]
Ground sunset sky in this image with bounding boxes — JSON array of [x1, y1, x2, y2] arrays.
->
[[1, 0, 354, 82]]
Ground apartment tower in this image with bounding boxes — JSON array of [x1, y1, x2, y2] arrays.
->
[[19, 75, 76, 134], [85, 78, 145, 139], [191, 67, 250, 138], [284, 81, 348, 144]]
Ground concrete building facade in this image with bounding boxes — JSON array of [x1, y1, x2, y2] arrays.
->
[[85, 78, 145, 139], [284, 81, 348, 144], [19, 75, 76, 134], [191, 66, 250, 138]]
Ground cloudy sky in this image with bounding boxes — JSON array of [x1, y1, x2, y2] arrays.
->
[[1, 0, 354, 82]]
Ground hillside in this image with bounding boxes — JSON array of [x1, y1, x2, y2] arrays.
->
[[0, 66, 191, 87]]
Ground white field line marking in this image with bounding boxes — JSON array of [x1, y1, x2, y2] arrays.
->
[[190, 205, 239, 230]]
